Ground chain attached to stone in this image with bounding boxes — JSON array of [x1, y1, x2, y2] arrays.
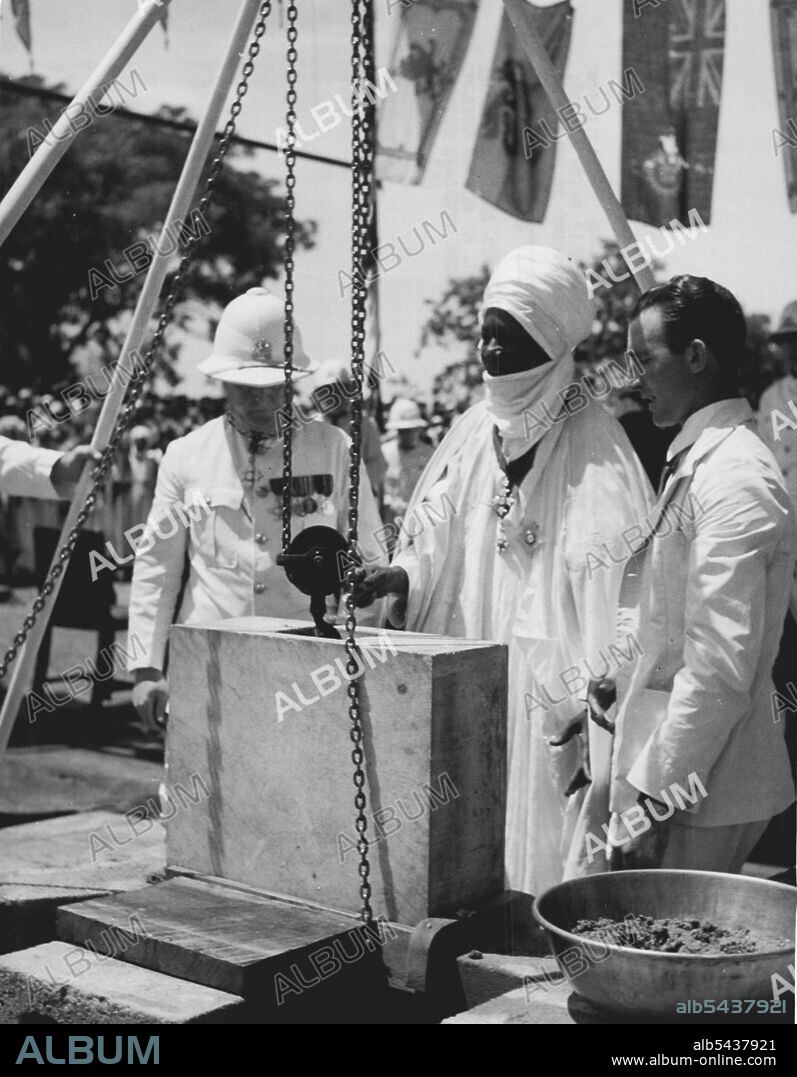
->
[[281, 0, 298, 559], [345, 0, 376, 927]]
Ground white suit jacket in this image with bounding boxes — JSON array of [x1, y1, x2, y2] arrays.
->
[[128, 416, 386, 671], [611, 399, 796, 828], [0, 437, 60, 499]]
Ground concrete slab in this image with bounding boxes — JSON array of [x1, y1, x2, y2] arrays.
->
[[166, 617, 508, 924], [0, 811, 165, 955], [57, 876, 392, 1002], [443, 982, 581, 1024], [0, 942, 244, 1024], [0, 747, 162, 818], [456, 951, 564, 1010]]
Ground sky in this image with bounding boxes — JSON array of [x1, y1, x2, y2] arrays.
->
[[1, 0, 796, 398]]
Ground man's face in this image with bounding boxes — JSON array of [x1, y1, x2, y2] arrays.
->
[[313, 380, 352, 420], [224, 382, 285, 431], [398, 427, 420, 450], [627, 306, 697, 429], [479, 308, 550, 377]]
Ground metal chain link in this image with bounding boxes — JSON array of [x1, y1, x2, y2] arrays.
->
[[281, 0, 298, 555], [0, 2, 274, 683], [345, 0, 375, 926]]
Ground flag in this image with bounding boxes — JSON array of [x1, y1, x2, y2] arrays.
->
[[621, 0, 726, 228], [771, 0, 797, 212], [377, 0, 478, 185], [465, 2, 573, 223], [10, 0, 32, 54]]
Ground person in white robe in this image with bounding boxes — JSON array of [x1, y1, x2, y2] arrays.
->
[[352, 246, 654, 896]]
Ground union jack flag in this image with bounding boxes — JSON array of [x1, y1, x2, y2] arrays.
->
[[668, 0, 726, 109]]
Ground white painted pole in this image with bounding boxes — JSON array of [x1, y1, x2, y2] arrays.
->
[[502, 0, 656, 293], [0, 0, 174, 249], [0, 0, 265, 752]]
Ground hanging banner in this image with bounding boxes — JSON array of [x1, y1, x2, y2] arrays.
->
[[465, 1, 573, 222], [771, 0, 797, 212], [377, 0, 478, 185], [621, 0, 726, 227], [10, 0, 32, 55]]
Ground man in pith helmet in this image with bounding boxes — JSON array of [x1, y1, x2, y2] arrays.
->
[[311, 359, 386, 502], [128, 287, 385, 730], [381, 397, 434, 526]]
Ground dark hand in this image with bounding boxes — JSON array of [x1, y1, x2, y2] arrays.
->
[[549, 711, 592, 797], [50, 445, 102, 498], [587, 677, 617, 734], [348, 566, 409, 608], [609, 797, 671, 870]]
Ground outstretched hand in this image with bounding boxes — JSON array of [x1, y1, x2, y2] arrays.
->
[[50, 444, 102, 498], [348, 565, 409, 608]]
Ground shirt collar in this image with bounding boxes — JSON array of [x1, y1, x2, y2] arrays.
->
[[666, 397, 755, 462]]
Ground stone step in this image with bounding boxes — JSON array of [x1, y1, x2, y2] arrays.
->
[[0, 942, 244, 1025], [56, 876, 397, 1007], [456, 950, 564, 1010], [0, 811, 165, 955]]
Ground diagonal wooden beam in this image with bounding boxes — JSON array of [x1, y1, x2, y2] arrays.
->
[[0, 0, 267, 754], [0, 0, 175, 250]]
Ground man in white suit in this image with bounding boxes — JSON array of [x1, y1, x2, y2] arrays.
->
[[607, 276, 796, 873], [129, 288, 385, 729]]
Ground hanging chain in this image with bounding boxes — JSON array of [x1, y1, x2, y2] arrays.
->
[[345, 0, 375, 926], [0, 3, 273, 683], [281, 0, 298, 555]]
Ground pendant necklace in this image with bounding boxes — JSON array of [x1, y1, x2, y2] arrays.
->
[[491, 426, 541, 555]]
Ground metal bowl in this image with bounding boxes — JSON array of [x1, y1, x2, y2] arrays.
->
[[533, 870, 796, 1021]]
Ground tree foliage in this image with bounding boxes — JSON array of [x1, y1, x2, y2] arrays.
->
[[419, 264, 491, 351], [0, 76, 315, 392]]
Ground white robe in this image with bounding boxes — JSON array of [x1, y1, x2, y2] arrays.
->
[[390, 397, 654, 895]]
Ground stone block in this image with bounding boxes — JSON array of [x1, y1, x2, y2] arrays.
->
[[166, 617, 507, 925], [456, 951, 563, 1009], [57, 876, 393, 1002], [0, 811, 165, 955], [0, 941, 244, 1024]]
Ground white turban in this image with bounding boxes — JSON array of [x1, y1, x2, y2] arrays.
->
[[480, 245, 594, 363], [479, 246, 595, 452]]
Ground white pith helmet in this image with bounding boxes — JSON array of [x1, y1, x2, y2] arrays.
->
[[314, 359, 354, 389], [771, 300, 797, 341], [198, 287, 315, 387], [386, 397, 427, 430]]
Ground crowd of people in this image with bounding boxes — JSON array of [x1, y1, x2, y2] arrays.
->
[[1, 257, 796, 897], [0, 366, 441, 586]]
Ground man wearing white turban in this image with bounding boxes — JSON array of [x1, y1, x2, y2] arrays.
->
[[352, 246, 654, 896]]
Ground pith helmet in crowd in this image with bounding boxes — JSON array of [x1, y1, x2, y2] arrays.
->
[[198, 287, 315, 387], [386, 397, 427, 431], [771, 300, 797, 341], [314, 359, 354, 390]]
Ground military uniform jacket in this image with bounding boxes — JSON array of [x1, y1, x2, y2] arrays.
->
[[127, 416, 386, 670]]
